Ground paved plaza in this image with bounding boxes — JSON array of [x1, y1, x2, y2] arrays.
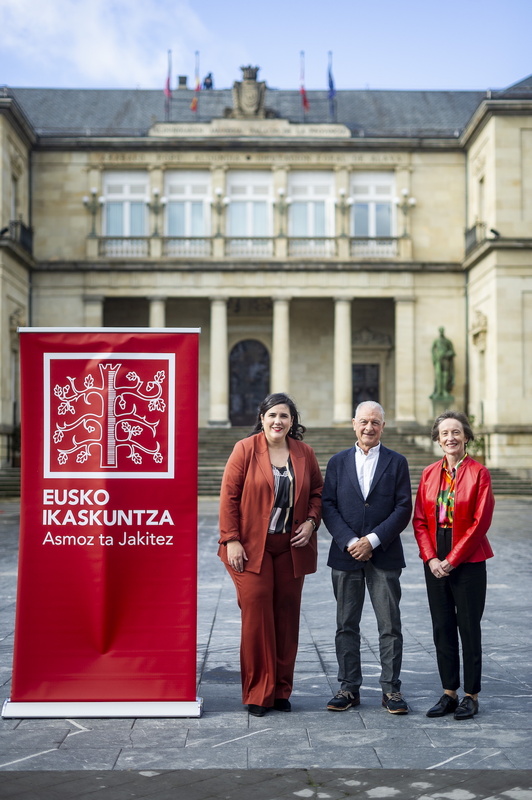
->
[[0, 496, 531, 798]]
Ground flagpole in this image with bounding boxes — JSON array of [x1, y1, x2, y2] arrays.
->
[[164, 49, 172, 122]]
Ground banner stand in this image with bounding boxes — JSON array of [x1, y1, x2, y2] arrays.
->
[[6, 328, 201, 720], [2, 698, 203, 719]]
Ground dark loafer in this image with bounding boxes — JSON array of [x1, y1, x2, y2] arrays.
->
[[454, 696, 479, 720], [426, 694, 458, 717], [247, 704, 268, 717], [273, 698, 291, 712]]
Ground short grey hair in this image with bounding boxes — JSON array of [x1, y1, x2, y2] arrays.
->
[[354, 401, 385, 420]]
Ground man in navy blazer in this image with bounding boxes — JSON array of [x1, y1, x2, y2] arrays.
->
[[323, 401, 412, 714]]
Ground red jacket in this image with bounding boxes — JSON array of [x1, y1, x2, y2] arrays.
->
[[218, 433, 323, 577], [413, 455, 494, 568]]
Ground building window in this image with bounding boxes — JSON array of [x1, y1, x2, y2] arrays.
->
[[103, 172, 148, 237], [287, 172, 334, 256], [165, 171, 211, 236], [350, 172, 396, 257], [226, 171, 273, 255]]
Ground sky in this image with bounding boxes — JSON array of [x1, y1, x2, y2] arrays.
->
[[0, 0, 530, 94]]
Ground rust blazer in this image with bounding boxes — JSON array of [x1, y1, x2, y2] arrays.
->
[[218, 433, 323, 578], [413, 455, 494, 568]]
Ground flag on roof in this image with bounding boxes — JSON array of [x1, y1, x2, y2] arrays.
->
[[300, 51, 310, 112], [328, 52, 336, 120], [190, 51, 200, 112]]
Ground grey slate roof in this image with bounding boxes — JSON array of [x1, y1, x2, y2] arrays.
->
[[5, 74, 531, 139]]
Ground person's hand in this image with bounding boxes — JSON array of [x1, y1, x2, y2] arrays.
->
[[290, 520, 314, 548], [428, 557, 452, 578], [348, 537, 373, 561], [226, 540, 248, 572]]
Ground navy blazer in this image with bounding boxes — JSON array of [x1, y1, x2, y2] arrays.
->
[[323, 444, 412, 571]]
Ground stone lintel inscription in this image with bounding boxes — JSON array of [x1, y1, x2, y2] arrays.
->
[[148, 120, 351, 139], [93, 151, 409, 167]]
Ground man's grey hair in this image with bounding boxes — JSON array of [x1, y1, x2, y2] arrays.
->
[[354, 401, 385, 420]]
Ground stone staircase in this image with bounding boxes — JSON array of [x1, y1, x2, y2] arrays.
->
[[2, 429, 532, 498], [0, 467, 21, 499], [198, 427, 532, 498]]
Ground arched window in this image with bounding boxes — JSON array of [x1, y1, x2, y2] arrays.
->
[[229, 340, 270, 426]]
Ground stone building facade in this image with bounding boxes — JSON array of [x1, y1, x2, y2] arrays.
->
[[1, 70, 531, 475]]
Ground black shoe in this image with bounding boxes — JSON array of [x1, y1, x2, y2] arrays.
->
[[273, 698, 291, 712], [247, 704, 268, 717], [382, 692, 408, 714], [454, 696, 479, 720], [326, 690, 360, 711], [426, 694, 458, 717]]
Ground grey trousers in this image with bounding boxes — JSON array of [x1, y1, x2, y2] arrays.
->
[[332, 562, 403, 695]]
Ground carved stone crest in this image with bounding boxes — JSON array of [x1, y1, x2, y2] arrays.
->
[[471, 309, 488, 352], [352, 327, 392, 349], [226, 66, 273, 119]]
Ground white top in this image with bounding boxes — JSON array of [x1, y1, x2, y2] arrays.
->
[[347, 442, 382, 550]]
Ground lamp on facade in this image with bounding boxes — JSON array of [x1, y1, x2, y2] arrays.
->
[[394, 188, 417, 237], [274, 188, 291, 237], [146, 188, 167, 236], [82, 188, 105, 237], [336, 188, 353, 237], [211, 188, 229, 237]]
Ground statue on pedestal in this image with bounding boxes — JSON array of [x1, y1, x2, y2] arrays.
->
[[430, 327, 455, 402]]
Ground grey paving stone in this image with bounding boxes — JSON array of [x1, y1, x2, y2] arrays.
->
[[377, 746, 518, 770], [0, 747, 120, 771], [1, 497, 532, 788], [115, 746, 249, 770]]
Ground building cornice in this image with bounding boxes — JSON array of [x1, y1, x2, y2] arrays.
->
[[32, 134, 465, 154], [461, 98, 532, 149], [32, 259, 463, 274], [0, 94, 37, 148], [463, 238, 532, 270]]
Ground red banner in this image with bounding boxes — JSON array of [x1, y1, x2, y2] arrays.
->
[[4, 328, 200, 717]]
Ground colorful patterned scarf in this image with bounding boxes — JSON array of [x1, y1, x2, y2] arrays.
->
[[437, 454, 467, 527]]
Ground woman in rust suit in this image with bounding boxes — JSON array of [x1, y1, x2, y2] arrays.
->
[[218, 393, 323, 717]]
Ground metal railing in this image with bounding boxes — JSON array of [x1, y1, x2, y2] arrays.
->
[[465, 222, 487, 255], [0, 220, 34, 255], [350, 237, 398, 258]]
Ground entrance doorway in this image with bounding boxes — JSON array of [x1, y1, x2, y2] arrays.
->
[[229, 340, 270, 426], [352, 363, 380, 408]]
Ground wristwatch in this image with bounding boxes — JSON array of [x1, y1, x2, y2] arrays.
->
[[306, 518, 317, 531]]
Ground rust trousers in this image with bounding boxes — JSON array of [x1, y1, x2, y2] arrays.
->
[[226, 531, 305, 707]]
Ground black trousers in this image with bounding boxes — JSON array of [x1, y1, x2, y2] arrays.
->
[[423, 528, 487, 695]]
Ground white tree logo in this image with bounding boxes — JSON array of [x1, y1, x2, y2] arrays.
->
[[51, 363, 167, 469]]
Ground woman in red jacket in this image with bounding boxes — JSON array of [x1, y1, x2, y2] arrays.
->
[[413, 411, 494, 720], [218, 393, 323, 717]]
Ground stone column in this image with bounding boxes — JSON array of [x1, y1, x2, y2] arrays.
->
[[209, 297, 230, 426], [83, 295, 104, 327], [394, 296, 416, 422], [333, 297, 353, 424], [271, 296, 291, 393], [149, 297, 166, 328]]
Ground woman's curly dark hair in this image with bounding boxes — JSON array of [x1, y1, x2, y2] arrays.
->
[[250, 393, 306, 440]]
